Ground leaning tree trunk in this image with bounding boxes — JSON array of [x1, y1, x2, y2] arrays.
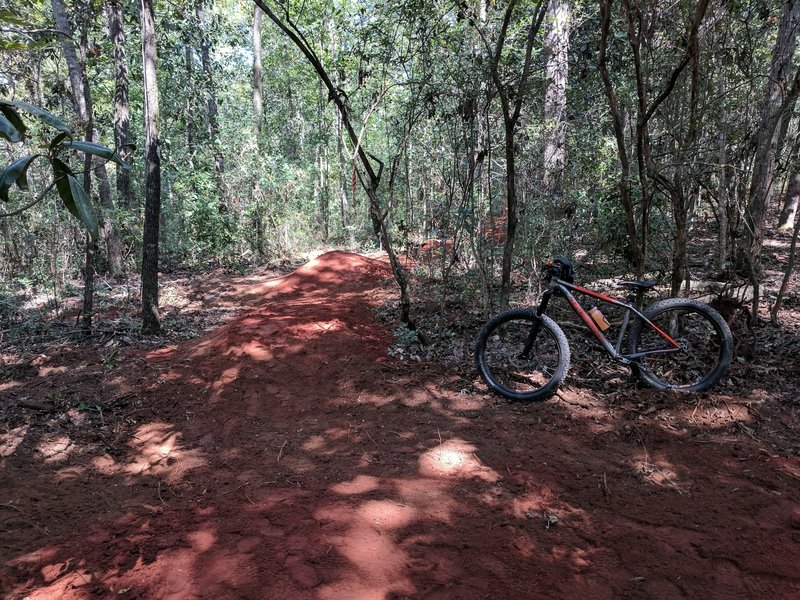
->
[[140, 0, 162, 334], [254, 0, 414, 325]]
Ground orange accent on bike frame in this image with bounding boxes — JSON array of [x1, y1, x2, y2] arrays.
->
[[571, 284, 618, 304], [565, 293, 606, 341], [557, 280, 681, 351], [645, 321, 681, 348]]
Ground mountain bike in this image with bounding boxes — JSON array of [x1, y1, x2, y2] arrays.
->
[[475, 257, 734, 401]]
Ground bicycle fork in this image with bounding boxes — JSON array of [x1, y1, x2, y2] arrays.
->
[[519, 288, 555, 358]]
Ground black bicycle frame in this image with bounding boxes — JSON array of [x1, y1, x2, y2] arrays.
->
[[531, 277, 681, 364]]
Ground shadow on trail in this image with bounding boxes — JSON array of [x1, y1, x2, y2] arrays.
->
[[1, 252, 799, 599]]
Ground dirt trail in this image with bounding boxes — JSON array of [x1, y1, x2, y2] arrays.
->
[[1, 251, 799, 599]]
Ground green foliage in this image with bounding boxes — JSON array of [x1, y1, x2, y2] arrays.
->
[[0, 100, 124, 242], [2, 0, 798, 317]]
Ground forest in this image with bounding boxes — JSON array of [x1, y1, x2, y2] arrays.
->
[[2, 2, 800, 599], [1, 0, 798, 335]]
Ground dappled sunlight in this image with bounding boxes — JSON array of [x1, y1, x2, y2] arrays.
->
[[358, 499, 418, 531], [331, 474, 381, 495], [393, 478, 455, 522], [208, 366, 241, 404], [84, 422, 208, 484], [30, 564, 97, 598], [289, 318, 346, 335], [631, 453, 689, 494], [418, 438, 500, 482], [37, 435, 74, 464], [224, 340, 272, 361], [508, 489, 562, 520], [446, 394, 485, 411], [678, 400, 753, 429], [315, 501, 415, 600], [122, 423, 207, 482], [0, 380, 21, 392], [551, 545, 596, 571], [36, 365, 68, 377], [1, 424, 28, 461]]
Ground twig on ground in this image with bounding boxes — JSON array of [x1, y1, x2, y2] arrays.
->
[[277, 440, 287, 462]]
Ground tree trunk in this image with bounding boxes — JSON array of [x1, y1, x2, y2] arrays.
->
[[598, 0, 643, 276], [744, 0, 800, 318], [486, 0, 547, 308], [78, 21, 122, 278], [716, 43, 731, 272], [196, 3, 226, 213], [778, 173, 800, 231], [255, 0, 413, 324], [771, 202, 800, 323], [141, 0, 162, 334], [106, 0, 133, 209], [252, 6, 264, 136], [543, 0, 572, 214]]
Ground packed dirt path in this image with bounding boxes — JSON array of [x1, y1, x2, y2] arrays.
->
[[1, 251, 799, 599]]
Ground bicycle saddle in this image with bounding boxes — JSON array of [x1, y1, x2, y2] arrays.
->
[[617, 279, 658, 290]]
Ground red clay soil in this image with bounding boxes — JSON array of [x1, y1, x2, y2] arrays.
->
[[1, 251, 799, 599]]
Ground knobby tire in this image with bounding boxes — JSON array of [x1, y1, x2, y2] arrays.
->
[[475, 309, 570, 401]]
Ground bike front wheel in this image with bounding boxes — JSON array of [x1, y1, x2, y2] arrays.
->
[[628, 298, 733, 392], [475, 309, 570, 401]]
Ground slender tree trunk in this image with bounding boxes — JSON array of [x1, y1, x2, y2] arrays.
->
[[771, 204, 800, 323], [485, 0, 547, 308], [255, 0, 414, 324], [543, 0, 571, 214], [141, 0, 162, 334], [78, 21, 122, 278], [106, 0, 133, 209], [52, 0, 94, 329], [744, 0, 800, 319], [716, 42, 731, 272], [778, 173, 800, 231], [598, 0, 642, 275], [253, 6, 264, 136], [184, 44, 196, 160], [196, 2, 226, 213]]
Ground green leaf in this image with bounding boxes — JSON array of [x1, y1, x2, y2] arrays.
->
[[0, 41, 29, 51], [0, 105, 26, 142], [0, 11, 29, 26], [0, 155, 39, 202], [52, 158, 98, 241], [61, 140, 124, 165], [49, 132, 70, 150], [0, 100, 71, 134]]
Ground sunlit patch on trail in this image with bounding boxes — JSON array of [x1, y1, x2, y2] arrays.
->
[[331, 474, 381, 495], [84, 422, 207, 484], [631, 453, 688, 494], [0, 424, 28, 460], [418, 439, 500, 482], [37, 435, 74, 464], [290, 318, 346, 335], [314, 499, 416, 600], [224, 340, 272, 361]]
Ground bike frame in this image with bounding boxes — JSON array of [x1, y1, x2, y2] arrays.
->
[[534, 277, 681, 364]]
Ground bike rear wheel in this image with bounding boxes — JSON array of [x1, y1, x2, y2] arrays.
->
[[475, 309, 570, 401], [628, 298, 733, 392]]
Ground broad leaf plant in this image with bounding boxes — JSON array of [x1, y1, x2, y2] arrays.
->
[[0, 99, 126, 241]]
